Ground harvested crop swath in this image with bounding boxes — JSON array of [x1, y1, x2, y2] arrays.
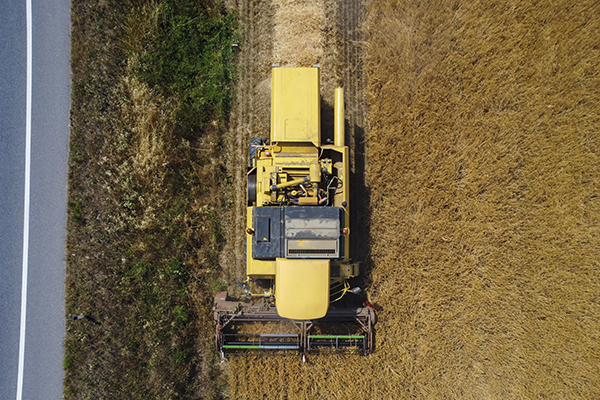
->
[[272, 0, 326, 67]]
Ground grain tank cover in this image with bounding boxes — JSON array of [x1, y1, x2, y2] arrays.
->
[[271, 67, 321, 147], [275, 258, 330, 320]]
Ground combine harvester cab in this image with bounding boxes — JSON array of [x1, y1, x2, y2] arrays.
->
[[214, 66, 374, 359]]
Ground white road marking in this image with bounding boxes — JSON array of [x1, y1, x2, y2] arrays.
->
[[16, 0, 32, 398]]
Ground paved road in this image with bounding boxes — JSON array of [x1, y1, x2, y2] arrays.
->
[[0, 0, 70, 398]]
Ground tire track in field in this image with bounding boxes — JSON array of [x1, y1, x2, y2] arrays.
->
[[233, 0, 253, 282], [223, 0, 273, 289]]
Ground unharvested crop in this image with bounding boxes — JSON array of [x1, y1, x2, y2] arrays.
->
[[364, 0, 600, 397]]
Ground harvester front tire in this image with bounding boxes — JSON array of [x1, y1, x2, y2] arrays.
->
[[248, 173, 257, 206]]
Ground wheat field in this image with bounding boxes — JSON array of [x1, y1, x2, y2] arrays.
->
[[225, 0, 600, 398], [363, 0, 600, 398]]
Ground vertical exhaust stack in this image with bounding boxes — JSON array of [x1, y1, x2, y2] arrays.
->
[[334, 88, 345, 147]]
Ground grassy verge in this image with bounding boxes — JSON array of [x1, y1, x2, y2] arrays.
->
[[65, 1, 235, 398]]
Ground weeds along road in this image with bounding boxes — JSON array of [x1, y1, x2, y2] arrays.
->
[[0, 0, 70, 398]]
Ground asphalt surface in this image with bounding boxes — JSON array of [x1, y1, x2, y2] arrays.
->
[[0, 0, 70, 398]]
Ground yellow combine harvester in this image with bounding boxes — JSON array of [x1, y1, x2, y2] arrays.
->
[[214, 66, 374, 358]]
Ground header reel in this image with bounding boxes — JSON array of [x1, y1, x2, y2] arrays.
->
[[214, 291, 375, 360]]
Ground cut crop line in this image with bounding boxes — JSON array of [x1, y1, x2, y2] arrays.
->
[[16, 0, 32, 399]]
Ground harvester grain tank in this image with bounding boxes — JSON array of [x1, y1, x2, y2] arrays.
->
[[214, 66, 374, 358]]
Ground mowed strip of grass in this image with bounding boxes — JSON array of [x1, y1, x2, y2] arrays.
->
[[365, 0, 600, 398], [66, 1, 235, 398]]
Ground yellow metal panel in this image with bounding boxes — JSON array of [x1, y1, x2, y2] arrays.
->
[[298, 197, 318, 206], [248, 260, 276, 277], [275, 258, 330, 320], [272, 143, 319, 167], [271, 68, 321, 147]]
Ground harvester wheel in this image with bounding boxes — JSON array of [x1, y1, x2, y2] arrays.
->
[[248, 173, 257, 206]]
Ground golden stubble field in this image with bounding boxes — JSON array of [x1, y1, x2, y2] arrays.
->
[[222, 0, 600, 398]]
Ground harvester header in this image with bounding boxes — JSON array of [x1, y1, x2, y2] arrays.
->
[[214, 66, 374, 359]]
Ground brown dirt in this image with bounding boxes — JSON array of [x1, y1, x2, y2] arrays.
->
[[221, 0, 600, 398]]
